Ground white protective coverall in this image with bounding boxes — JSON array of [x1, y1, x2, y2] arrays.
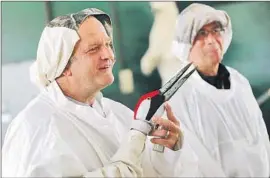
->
[[170, 66, 270, 177], [2, 8, 181, 177], [2, 81, 180, 177], [169, 3, 270, 177]]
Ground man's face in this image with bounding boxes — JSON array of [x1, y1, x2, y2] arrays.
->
[[68, 17, 115, 91], [189, 22, 224, 73]]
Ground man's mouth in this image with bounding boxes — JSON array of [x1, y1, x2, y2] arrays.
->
[[208, 46, 219, 52], [99, 64, 112, 70]]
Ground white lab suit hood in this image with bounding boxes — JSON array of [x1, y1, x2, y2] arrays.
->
[[30, 8, 113, 89], [30, 27, 79, 88], [172, 3, 233, 61]]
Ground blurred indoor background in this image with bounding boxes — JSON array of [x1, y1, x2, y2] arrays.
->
[[2, 1, 270, 143]]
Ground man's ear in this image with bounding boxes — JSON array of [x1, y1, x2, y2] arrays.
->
[[62, 67, 72, 77]]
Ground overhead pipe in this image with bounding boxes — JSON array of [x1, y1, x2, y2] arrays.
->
[[257, 88, 270, 106]]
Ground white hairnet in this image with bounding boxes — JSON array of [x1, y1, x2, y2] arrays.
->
[[172, 3, 232, 62], [30, 27, 79, 88], [30, 8, 112, 89]]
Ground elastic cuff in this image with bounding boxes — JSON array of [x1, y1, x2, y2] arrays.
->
[[131, 119, 153, 135], [172, 130, 184, 151]]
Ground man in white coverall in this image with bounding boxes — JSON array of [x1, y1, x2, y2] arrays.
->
[[2, 8, 182, 177], [169, 3, 270, 177]]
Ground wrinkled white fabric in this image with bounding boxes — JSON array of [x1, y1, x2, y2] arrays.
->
[[169, 66, 270, 177], [2, 81, 180, 177], [30, 27, 79, 89], [172, 3, 232, 61]]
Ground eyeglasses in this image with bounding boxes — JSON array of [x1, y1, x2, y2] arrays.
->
[[196, 27, 225, 39]]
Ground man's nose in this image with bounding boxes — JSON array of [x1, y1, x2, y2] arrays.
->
[[205, 33, 216, 45], [100, 45, 115, 61]]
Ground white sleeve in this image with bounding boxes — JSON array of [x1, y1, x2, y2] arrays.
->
[[254, 97, 270, 172], [244, 75, 270, 141], [107, 99, 182, 177], [82, 130, 146, 177], [255, 102, 270, 141], [254, 97, 270, 176], [244, 77, 270, 174], [257, 108, 270, 162], [2, 119, 147, 177], [141, 138, 181, 177]]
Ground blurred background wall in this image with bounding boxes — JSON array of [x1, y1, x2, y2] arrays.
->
[[2, 1, 270, 142]]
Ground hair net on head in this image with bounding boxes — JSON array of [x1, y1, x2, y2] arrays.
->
[[30, 8, 113, 89], [171, 3, 232, 62]]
